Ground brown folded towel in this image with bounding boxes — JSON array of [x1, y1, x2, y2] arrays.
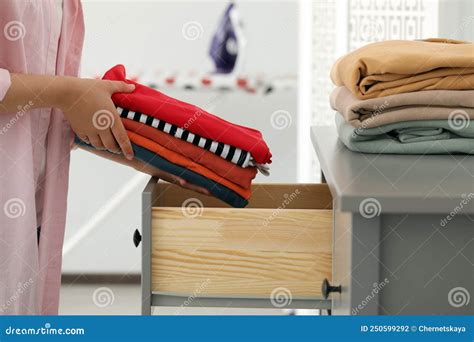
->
[[331, 38, 474, 99], [330, 86, 474, 128]]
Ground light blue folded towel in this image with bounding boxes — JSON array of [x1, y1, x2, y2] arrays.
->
[[336, 112, 474, 154]]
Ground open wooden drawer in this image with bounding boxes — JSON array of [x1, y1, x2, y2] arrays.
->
[[140, 178, 333, 314]]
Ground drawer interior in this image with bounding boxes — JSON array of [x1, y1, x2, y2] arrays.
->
[[150, 183, 333, 299], [153, 183, 333, 209]]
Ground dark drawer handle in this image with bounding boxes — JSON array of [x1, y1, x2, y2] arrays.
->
[[321, 278, 341, 299], [133, 229, 142, 248]]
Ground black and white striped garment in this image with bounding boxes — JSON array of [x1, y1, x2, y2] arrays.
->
[[117, 106, 252, 168]]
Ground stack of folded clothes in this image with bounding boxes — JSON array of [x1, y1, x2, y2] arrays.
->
[[78, 65, 272, 208], [329, 38, 474, 154]]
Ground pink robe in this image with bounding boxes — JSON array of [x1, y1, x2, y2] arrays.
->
[[0, 0, 84, 315]]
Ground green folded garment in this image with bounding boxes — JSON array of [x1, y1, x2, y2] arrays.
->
[[335, 112, 474, 154]]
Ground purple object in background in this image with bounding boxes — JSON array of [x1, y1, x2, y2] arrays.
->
[[209, 2, 239, 74]]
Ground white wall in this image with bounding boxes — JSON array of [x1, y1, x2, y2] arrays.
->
[[80, 0, 298, 77], [438, 0, 474, 42]]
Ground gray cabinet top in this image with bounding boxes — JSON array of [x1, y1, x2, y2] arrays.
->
[[311, 125, 474, 214]]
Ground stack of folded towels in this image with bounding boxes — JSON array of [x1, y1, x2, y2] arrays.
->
[[329, 38, 474, 154], [78, 65, 272, 208]]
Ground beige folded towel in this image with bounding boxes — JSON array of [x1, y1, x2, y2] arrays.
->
[[330, 86, 474, 128], [331, 38, 474, 99]]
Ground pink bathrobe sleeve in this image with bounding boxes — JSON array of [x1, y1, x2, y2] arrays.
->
[[0, 1, 84, 315]]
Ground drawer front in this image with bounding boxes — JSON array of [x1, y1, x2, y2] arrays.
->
[[150, 183, 333, 299]]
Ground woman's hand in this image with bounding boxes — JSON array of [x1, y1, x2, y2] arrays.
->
[[0, 72, 210, 195], [79, 145, 211, 195], [58, 78, 135, 160], [133, 159, 211, 195], [61, 78, 210, 195], [1, 73, 135, 159]]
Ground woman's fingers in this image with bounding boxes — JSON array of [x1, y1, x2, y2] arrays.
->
[[99, 130, 121, 154], [108, 80, 135, 94], [132, 159, 211, 196], [87, 134, 105, 150], [110, 116, 134, 160], [143, 166, 209, 195], [76, 133, 89, 144], [181, 182, 210, 195], [155, 171, 185, 186]]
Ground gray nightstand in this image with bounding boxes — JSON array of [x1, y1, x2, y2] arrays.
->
[[311, 125, 474, 315]]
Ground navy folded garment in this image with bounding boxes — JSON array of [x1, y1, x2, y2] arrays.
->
[[75, 137, 248, 208]]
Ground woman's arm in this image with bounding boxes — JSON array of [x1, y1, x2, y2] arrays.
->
[[0, 73, 78, 112], [1, 70, 211, 195], [78, 145, 210, 195], [0, 72, 135, 159]]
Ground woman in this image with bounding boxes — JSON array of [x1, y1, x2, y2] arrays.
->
[[0, 0, 208, 315]]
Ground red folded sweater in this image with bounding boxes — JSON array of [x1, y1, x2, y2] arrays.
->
[[103, 65, 272, 165]]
